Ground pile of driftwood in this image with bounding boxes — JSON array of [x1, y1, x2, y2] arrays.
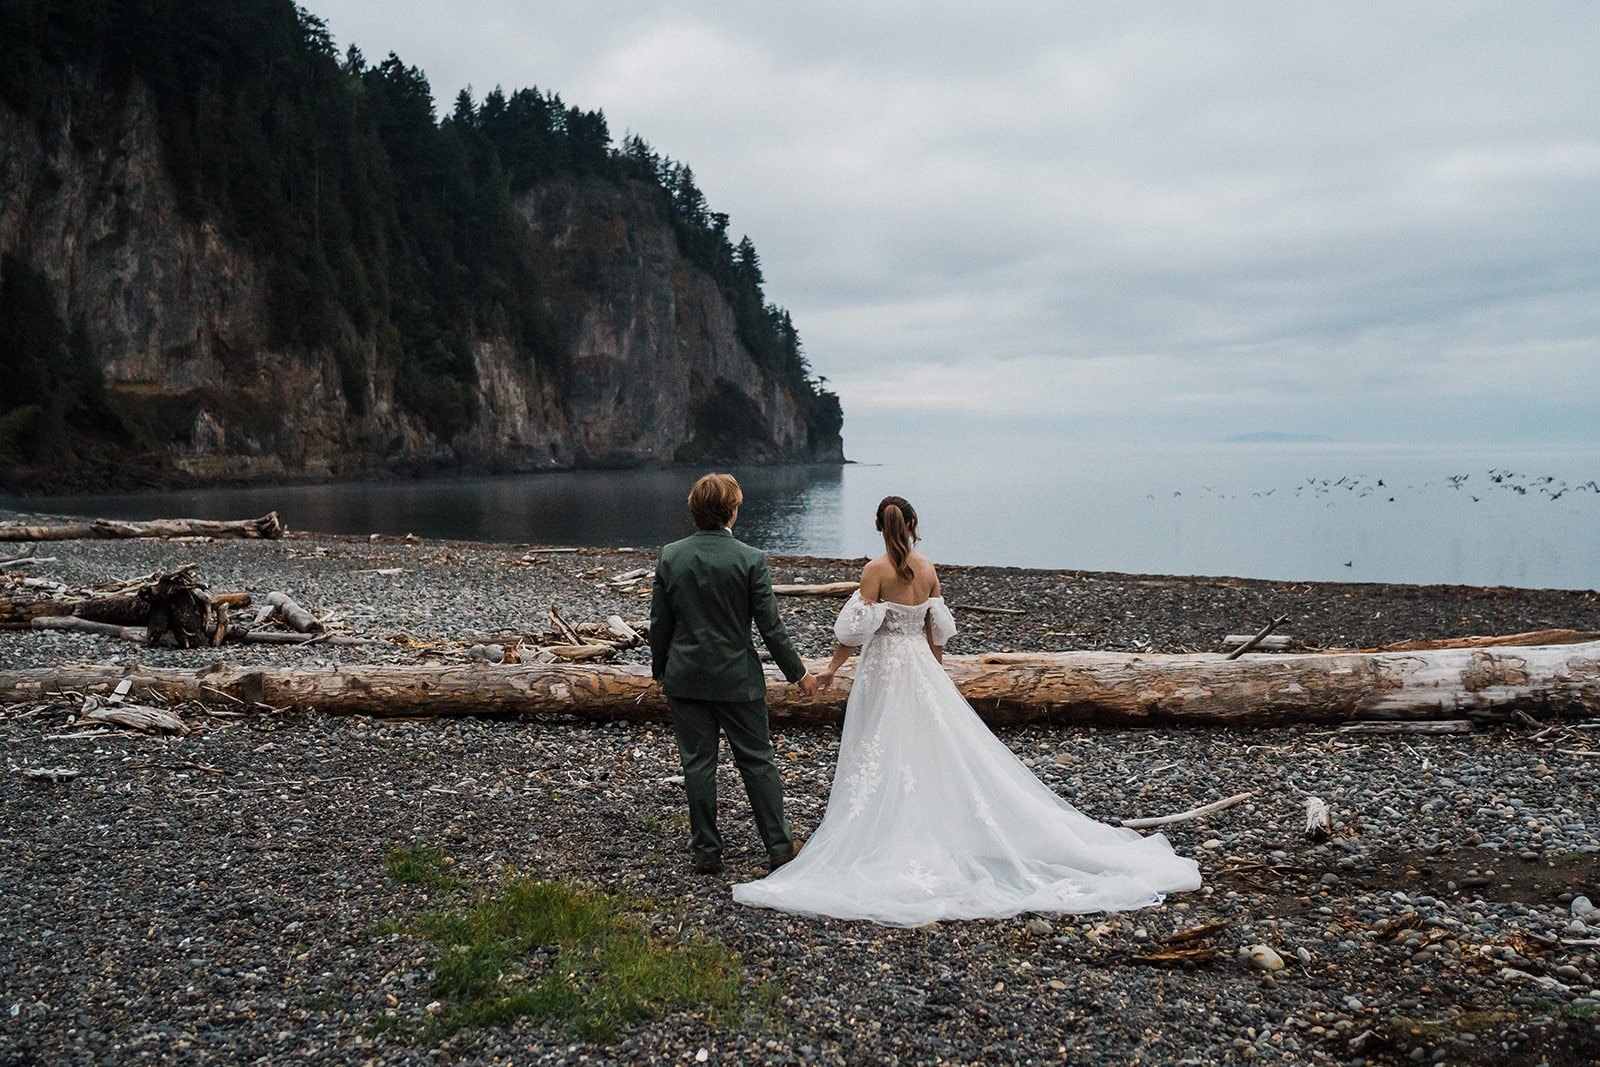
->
[[2, 563, 241, 648]]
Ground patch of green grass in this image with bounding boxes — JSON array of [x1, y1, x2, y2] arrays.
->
[[1410, 1009, 1509, 1038], [1559, 1000, 1599, 1021], [742, 979, 787, 1033], [400, 876, 742, 1042], [386, 843, 460, 893], [304, 990, 340, 1013]]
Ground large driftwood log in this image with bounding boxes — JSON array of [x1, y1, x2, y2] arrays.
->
[[2, 640, 1597, 725], [2, 594, 148, 627], [0, 512, 283, 542], [3, 577, 247, 636], [1367, 628, 1600, 652], [772, 582, 860, 597]]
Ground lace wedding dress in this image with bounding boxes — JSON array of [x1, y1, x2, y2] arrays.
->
[[732, 593, 1201, 926]]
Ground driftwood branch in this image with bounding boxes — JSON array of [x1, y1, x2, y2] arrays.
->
[[1304, 797, 1333, 840], [16, 766, 81, 782], [225, 628, 393, 648], [0, 546, 58, 570], [1226, 615, 1291, 660], [264, 591, 322, 633], [1338, 720, 1476, 735], [29, 616, 147, 642], [1121, 791, 1254, 829], [81, 694, 188, 734], [84, 702, 189, 734], [548, 602, 582, 644], [606, 615, 643, 647], [0, 512, 283, 542]]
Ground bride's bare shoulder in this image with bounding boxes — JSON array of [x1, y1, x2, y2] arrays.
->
[[858, 555, 893, 600], [860, 555, 893, 580]]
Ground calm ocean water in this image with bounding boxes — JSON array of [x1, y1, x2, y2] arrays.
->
[[5, 433, 1597, 590]]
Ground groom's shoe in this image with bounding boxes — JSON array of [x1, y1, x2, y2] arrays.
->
[[692, 853, 723, 875], [767, 838, 803, 871]]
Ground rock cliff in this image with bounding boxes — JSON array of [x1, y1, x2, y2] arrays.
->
[[0, 64, 843, 487]]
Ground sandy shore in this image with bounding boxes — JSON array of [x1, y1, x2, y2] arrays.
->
[[4, 531, 1600, 1065]]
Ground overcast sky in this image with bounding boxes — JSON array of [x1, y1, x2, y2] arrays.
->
[[302, 1, 1600, 448]]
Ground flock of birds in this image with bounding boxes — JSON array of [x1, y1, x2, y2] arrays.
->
[[1161, 468, 1600, 504]]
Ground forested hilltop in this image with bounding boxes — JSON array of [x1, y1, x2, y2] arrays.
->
[[0, 0, 844, 489]]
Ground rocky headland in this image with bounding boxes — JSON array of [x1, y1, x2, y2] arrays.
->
[[0, 5, 844, 490]]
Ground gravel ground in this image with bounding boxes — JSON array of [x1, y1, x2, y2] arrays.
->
[[4, 531, 1600, 1065]]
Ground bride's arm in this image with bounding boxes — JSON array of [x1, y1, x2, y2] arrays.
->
[[925, 570, 948, 662], [818, 566, 880, 687], [816, 642, 855, 687]]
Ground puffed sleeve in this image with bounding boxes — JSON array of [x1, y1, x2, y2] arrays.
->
[[926, 597, 957, 648], [834, 592, 889, 647]]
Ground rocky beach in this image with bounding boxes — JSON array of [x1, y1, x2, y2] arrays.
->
[[4, 529, 1600, 1065]]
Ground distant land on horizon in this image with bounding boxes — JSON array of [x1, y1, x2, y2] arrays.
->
[[1220, 431, 1332, 444]]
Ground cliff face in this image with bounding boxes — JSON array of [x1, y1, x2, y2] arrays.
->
[[0, 65, 843, 486]]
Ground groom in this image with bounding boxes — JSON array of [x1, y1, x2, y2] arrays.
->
[[650, 472, 818, 875]]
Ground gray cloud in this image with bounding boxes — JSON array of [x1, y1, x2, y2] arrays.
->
[[305, 0, 1600, 443]]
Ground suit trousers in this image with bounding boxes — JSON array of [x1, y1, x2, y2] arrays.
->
[[666, 695, 793, 863]]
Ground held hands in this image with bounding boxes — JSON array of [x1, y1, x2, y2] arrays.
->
[[814, 668, 837, 690], [797, 672, 821, 696]]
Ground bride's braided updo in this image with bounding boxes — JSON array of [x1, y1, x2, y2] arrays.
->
[[875, 496, 919, 582]]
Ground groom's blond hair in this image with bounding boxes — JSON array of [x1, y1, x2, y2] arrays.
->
[[688, 473, 743, 529]]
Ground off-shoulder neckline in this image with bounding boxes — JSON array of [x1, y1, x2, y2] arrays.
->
[[859, 595, 944, 609]]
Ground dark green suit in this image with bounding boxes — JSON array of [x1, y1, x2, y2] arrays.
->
[[651, 528, 807, 866]]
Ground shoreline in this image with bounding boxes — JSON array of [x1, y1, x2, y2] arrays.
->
[[3, 529, 1599, 674]]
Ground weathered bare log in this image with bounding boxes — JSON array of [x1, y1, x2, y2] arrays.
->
[[1338, 720, 1476, 735], [83, 699, 188, 734], [0, 512, 283, 542], [545, 643, 617, 662], [1368, 629, 1600, 652], [1226, 614, 1290, 660], [1304, 797, 1333, 840], [29, 616, 147, 641], [3, 640, 1598, 725], [772, 582, 860, 597], [264, 591, 322, 633], [606, 615, 643, 647], [224, 628, 393, 648], [1223, 634, 1293, 651], [3, 594, 144, 627], [3, 587, 247, 630], [0, 546, 56, 570]]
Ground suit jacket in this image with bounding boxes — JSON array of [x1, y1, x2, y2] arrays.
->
[[650, 528, 807, 701]]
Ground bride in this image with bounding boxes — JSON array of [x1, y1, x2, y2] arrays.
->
[[732, 496, 1201, 926]]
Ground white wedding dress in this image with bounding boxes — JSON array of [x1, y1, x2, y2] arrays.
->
[[732, 593, 1201, 926]]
